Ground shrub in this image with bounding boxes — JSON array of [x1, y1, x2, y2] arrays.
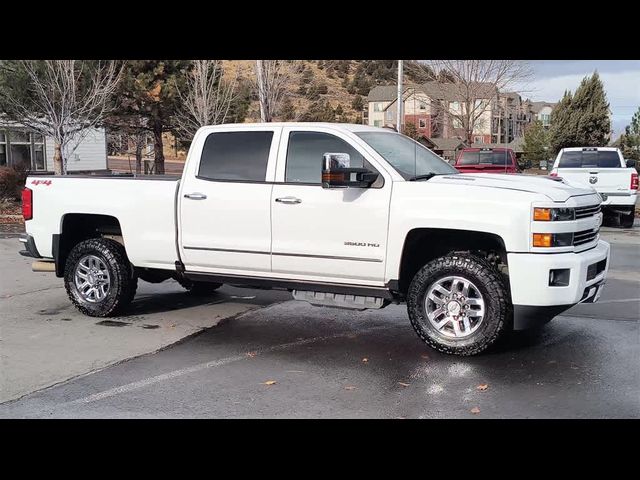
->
[[0, 166, 28, 201]]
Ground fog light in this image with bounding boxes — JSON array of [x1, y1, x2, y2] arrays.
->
[[549, 268, 570, 286]]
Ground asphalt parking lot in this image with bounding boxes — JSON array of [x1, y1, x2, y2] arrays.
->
[[0, 225, 638, 418]]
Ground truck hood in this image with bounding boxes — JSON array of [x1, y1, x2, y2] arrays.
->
[[429, 173, 595, 202]]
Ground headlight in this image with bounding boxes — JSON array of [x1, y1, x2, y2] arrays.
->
[[533, 207, 575, 221], [533, 233, 573, 247]]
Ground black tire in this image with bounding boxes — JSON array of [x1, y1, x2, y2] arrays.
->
[[620, 211, 635, 229], [64, 238, 136, 317], [178, 278, 223, 296], [407, 252, 513, 356]]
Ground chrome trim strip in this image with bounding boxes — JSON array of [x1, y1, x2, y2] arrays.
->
[[183, 246, 383, 263], [183, 246, 270, 255], [272, 252, 383, 263]]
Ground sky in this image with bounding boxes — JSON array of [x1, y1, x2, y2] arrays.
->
[[521, 60, 640, 139]]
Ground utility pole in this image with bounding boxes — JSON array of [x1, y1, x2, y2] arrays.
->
[[397, 60, 403, 134]]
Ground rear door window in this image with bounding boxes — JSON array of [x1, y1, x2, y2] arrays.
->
[[199, 131, 274, 181]]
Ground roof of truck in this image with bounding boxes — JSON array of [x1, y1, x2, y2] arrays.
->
[[198, 122, 385, 132], [560, 147, 620, 152]]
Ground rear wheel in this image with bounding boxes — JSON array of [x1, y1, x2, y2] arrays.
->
[[620, 210, 635, 228], [407, 252, 512, 356], [64, 238, 136, 317]]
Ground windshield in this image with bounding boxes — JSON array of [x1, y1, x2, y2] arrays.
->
[[558, 150, 621, 168], [458, 150, 511, 166], [356, 132, 458, 180]]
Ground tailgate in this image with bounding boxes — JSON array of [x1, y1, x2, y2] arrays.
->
[[557, 168, 631, 192]]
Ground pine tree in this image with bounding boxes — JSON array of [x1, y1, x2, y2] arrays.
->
[[549, 90, 575, 153], [619, 107, 640, 161], [279, 97, 296, 121], [522, 120, 550, 168], [351, 95, 364, 111], [570, 72, 610, 146]]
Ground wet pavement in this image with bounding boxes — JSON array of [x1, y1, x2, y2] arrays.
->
[[1, 239, 637, 418]]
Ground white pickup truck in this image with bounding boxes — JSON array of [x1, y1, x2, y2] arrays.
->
[[550, 147, 638, 228], [19, 123, 610, 356]]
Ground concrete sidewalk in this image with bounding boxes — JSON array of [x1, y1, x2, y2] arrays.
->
[[0, 237, 287, 403]]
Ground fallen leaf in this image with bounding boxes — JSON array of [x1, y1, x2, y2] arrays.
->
[[476, 384, 489, 391], [344, 386, 356, 390], [398, 382, 410, 387], [261, 380, 277, 386], [246, 351, 257, 358], [169, 324, 176, 328], [362, 358, 368, 363], [470, 407, 481, 414]]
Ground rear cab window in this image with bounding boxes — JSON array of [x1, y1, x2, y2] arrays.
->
[[458, 150, 512, 166], [558, 150, 621, 168]]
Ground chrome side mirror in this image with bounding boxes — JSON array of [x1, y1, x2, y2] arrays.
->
[[321, 153, 378, 188]]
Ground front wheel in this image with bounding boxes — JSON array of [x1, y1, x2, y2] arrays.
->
[[407, 252, 512, 356], [64, 238, 137, 317]]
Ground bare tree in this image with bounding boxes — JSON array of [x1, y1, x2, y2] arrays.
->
[[0, 60, 122, 174], [255, 60, 293, 122], [174, 60, 237, 140], [406, 60, 532, 144]]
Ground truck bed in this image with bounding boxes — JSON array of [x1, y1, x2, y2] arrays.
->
[[25, 175, 180, 270]]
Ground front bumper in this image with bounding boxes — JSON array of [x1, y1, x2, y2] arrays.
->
[[508, 240, 610, 329]]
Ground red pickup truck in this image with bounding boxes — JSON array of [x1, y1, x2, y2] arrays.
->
[[454, 147, 523, 174]]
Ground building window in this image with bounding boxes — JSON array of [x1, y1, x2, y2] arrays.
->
[[474, 136, 484, 144], [540, 113, 551, 126], [0, 128, 47, 170], [418, 119, 427, 129], [419, 101, 427, 110], [385, 110, 393, 121], [452, 118, 463, 129], [374, 120, 382, 127], [0, 132, 6, 167], [373, 102, 385, 112]]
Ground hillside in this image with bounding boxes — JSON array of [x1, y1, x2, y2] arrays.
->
[[220, 60, 432, 124]]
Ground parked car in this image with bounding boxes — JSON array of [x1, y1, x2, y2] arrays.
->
[[19, 123, 609, 356], [454, 147, 527, 174], [550, 147, 638, 228]]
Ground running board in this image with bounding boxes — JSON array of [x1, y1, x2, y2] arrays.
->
[[292, 290, 389, 310]]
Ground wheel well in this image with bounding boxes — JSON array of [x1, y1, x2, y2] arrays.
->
[[55, 214, 123, 277], [397, 228, 507, 295]]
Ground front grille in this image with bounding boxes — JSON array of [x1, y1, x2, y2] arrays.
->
[[575, 204, 601, 219], [573, 228, 599, 246], [586, 259, 607, 281]]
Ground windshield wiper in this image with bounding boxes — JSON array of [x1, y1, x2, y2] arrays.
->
[[408, 172, 441, 181]]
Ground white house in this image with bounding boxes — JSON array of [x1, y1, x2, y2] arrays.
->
[[0, 120, 108, 172]]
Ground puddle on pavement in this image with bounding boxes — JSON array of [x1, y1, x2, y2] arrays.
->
[[37, 307, 67, 316], [96, 320, 131, 327]]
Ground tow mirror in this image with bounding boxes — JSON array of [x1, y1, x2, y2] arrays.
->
[[626, 159, 636, 168], [321, 153, 378, 188]]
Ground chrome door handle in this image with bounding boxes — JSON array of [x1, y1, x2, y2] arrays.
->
[[184, 193, 207, 200], [275, 196, 302, 204]]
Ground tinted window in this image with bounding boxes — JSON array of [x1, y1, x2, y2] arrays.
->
[[286, 131, 368, 184], [458, 150, 511, 165], [558, 150, 621, 168], [356, 132, 456, 179], [199, 131, 273, 181]]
